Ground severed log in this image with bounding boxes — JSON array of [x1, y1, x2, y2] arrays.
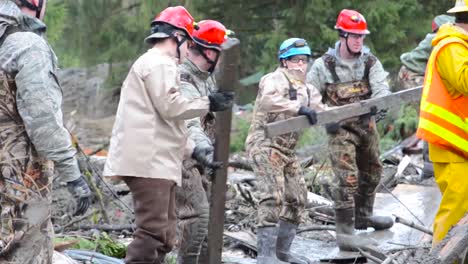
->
[[266, 86, 422, 138], [207, 37, 241, 264]]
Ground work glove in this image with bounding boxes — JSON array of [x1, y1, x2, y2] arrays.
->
[[368, 105, 388, 123], [66, 176, 92, 216], [298, 106, 317, 125], [208, 91, 234, 112], [325, 122, 341, 134], [192, 145, 223, 169]]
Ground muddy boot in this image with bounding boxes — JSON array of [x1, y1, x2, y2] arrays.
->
[[335, 208, 377, 251], [354, 193, 393, 230], [276, 220, 311, 264], [257, 227, 288, 264]]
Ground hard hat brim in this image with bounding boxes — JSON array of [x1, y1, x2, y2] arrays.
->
[[447, 6, 468, 13], [144, 32, 171, 43]]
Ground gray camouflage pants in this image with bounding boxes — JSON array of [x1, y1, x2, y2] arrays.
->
[[176, 159, 210, 263]]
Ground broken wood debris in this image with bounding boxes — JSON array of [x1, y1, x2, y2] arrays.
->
[[394, 214, 433, 235]]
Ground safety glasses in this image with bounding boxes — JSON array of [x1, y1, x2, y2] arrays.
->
[[287, 55, 310, 64]]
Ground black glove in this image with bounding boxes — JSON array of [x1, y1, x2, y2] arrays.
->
[[67, 176, 92, 216], [192, 145, 223, 169], [208, 91, 234, 112], [369, 105, 387, 122], [325, 122, 340, 134], [369, 105, 378, 116], [298, 106, 317, 125]]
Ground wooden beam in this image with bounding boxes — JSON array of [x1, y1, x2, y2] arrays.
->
[[207, 38, 240, 264], [265, 86, 423, 138]]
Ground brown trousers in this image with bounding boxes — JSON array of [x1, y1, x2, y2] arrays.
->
[[124, 177, 177, 264]]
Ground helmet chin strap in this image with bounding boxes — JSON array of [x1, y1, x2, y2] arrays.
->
[[344, 35, 361, 57], [173, 35, 187, 60], [196, 45, 219, 73]]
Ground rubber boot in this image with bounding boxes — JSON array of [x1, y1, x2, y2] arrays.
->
[[354, 193, 393, 230], [276, 220, 311, 264], [256, 227, 288, 264], [335, 208, 377, 251]]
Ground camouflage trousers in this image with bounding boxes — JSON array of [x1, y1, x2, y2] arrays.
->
[[0, 160, 54, 264], [397, 65, 424, 91], [249, 146, 307, 228], [327, 118, 383, 210], [176, 159, 211, 263]]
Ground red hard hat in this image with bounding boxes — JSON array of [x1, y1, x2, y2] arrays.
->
[[192, 20, 227, 51], [335, 9, 370, 35], [151, 6, 196, 38]]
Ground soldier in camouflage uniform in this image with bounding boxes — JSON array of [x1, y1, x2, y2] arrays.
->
[[307, 9, 393, 251], [246, 38, 326, 264], [0, 0, 92, 263], [175, 20, 228, 264], [398, 15, 455, 91], [398, 15, 454, 179]]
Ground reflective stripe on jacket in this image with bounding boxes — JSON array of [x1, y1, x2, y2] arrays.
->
[[416, 36, 468, 159]]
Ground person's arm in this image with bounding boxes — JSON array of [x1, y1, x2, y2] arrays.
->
[[179, 80, 212, 149], [369, 59, 392, 98], [11, 32, 80, 182], [258, 73, 301, 115], [306, 59, 326, 95], [145, 62, 210, 120], [436, 43, 468, 97], [307, 84, 328, 111]]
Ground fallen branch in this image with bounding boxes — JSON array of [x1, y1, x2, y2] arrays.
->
[[358, 248, 384, 263], [394, 214, 433, 235], [296, 225, 335, 234], [66, 224, 136, 232], [381, 252, 401, 264]]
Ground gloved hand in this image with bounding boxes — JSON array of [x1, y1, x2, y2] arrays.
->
[[66, 176, 92, 216], [369, 105, 387, 122], [369, 105, 378, 116], [298, 106, 317, 125], [192, 145, 223, 169], [325, 122, 340, 134], [208, 91, 234, 112]]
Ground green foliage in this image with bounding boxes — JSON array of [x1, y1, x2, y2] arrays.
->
[[45, 0, 454, 92], [54, 232, 127, 259], [378, 104, 419, 152], [297, 127, 327, 149], [230, 115, 250, 153]]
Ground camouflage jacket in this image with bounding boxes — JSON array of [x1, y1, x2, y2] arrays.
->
[[307, 41, 391, 106], [400, 33, 435, 75], [245, 67, 326, 154], [0, 0, 80, 183], [179, 59, 217, 148]]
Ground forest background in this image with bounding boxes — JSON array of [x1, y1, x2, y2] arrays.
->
[[46, 0, 451, 101]]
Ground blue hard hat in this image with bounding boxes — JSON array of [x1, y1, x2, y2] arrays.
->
[[278, 38, 311, 59]]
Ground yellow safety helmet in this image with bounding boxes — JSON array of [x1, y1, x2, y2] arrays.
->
[[448, 0, 468, 13]]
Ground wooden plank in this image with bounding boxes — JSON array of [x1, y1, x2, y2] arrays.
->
[[207, 37, 241, 264], [265, 86, 423, 138]]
